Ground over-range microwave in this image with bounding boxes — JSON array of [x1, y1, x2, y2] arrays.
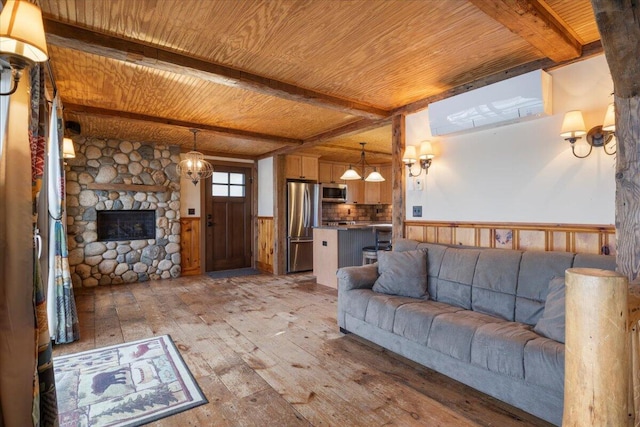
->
[[321, 183, 347, 203]]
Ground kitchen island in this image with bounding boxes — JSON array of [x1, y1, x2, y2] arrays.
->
[[313, 224, 391, 288]]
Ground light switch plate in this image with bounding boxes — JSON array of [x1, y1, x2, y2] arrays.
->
[[413, 177, 424, 191]]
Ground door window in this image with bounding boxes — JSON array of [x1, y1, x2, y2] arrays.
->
[[211, 172, 245, 197]]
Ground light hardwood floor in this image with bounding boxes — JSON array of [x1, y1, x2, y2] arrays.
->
[[54, 273, 552, 426]]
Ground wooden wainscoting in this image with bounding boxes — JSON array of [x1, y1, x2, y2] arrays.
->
[[257, 216, 274, 273], [405, 221, 616, 255], [180, 217, 201, 275]]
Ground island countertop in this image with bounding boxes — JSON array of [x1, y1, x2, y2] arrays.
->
[[314, 222, 392, 231]]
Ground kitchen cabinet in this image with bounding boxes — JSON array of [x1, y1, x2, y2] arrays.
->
[[379, 165, 392, 204], [286, 155, 318, 180], [364, 180, 381, 204], [318, 162, 346, 184], [345, 179, 365, 204]]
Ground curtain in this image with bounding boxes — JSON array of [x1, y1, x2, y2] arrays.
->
[[46, 97, 79, 344], [29, 65, 59, 426]]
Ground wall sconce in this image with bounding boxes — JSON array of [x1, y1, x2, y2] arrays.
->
[[0, 0, 49, 96], [560, 105, 616, 158], [63, 137, 76, 159], [403, 140, 434, 176]]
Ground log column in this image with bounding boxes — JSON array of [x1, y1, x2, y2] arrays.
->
[[563, 267, 630, 426]]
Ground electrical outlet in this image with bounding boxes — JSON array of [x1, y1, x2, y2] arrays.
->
[[412, 206, 422, 217], [188, 208, 195, 215]]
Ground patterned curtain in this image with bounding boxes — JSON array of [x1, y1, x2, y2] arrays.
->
[[46, 97, 79, 344], [29, 65, 58, 426]]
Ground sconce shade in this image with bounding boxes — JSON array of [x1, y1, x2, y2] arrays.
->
[[403, 145, 417, 164], [560, 110, 586, 138], [419, 140, 434, 159], [602, 103, 615, 132], [340, 167, 361, 180], [365, 169, 385, 182], [62, 137, 76, 158], [0, 0, 49, 63]]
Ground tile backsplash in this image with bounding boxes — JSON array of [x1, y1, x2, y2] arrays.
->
[[322, 203, 392, 223]]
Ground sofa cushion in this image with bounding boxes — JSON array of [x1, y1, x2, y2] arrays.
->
[[342, 289, 376, 321], [393, 238, 420, 252], [573, 253, 616, 270], [427, 310, 504, 362], [393, 301, 463, 345], [533, 276, 566, 343], [373, 249, 428, 298], [435, 248, 480, 309], [471, 322, 539, 379], [471, 249, 523, 321], [364, 294, 417, 331], [524, 337, 565, 393], [417, 243, 448, 298], [515, 251, 574, 325]]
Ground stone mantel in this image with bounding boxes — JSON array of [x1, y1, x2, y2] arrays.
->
[[86, 183, 167, 192]]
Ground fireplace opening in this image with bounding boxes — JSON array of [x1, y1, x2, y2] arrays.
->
[[97, 210, 156, 241]]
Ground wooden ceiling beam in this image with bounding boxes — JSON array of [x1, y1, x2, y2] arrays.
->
[[393, 40, 603, 116], [260, 117, 393, 159], [63, 103, 302, 146], [44, 19, 389, 121], [468, 0, 581, 62]]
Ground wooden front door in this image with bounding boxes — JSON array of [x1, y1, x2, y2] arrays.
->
[[205, 165, 252, 271]]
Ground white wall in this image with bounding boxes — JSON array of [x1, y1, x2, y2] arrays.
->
[[405, 54, 615, 225], [258, 157, 274, 216]]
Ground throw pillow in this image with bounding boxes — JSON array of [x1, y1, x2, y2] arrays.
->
[[533, 276, 566, 343], [372, 249, 428, 299]]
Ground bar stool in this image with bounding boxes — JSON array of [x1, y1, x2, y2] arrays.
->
[[362, 228, 392, 265]]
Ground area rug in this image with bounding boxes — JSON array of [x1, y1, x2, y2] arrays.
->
[[206, 267, 262, 279], [54, 335, 207, 427]]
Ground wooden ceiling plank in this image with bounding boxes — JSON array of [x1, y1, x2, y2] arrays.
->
[[468, 0, 582, 62], [259, 117, 393, 159], [63, 103, 302, 146], [393, 40, 603, 116], [43, 18, 389, 120]]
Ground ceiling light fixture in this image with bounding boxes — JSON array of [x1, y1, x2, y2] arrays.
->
[[0, 0, 49, 96], [403, 140, 435, 176], [176, 129, 214, 186], [340, 142, 385, 182], [560, 105, 616, 158]]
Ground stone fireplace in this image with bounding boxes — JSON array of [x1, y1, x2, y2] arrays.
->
[[65, 137, 181, 287]]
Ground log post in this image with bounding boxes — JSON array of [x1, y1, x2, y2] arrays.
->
[[563, 268, 630, 426]]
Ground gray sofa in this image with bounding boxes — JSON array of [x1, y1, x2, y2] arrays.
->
[[336, 239, 616, 426]]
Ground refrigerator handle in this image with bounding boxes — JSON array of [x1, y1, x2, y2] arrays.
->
[[304, 186, 310, 227]]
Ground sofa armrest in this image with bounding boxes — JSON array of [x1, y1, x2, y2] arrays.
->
[[337, 264, 378, 291]]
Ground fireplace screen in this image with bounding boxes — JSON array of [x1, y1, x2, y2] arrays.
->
[[97, 210, 156, 241]]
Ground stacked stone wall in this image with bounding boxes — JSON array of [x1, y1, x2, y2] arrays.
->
[[65, 137, 181, 287]]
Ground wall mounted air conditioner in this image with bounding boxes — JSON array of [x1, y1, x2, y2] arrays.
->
[[428, 70, 552, 136]]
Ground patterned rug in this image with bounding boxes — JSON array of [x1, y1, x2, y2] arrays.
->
[[54, 335, 207, 427]]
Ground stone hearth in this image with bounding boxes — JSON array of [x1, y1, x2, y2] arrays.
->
[[65, 137, 181, 287]]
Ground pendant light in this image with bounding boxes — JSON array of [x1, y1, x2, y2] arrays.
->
[[176, 129, 214, 186], [340, 142, 385, 182]]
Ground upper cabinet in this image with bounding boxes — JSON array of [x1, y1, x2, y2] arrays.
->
[[286, 155, 318, 180], [345, 180, 365, 204], [318, 162, 346, 184], [379, 165, 392, 205]]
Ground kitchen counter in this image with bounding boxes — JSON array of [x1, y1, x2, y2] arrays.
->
[[313, 227, 380, 288], [315, 222, 392, 231]]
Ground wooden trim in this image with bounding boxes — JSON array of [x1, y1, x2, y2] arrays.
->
[[86, 183, 166, 192], [273, 155, 287, 275], [65, 103, 302, 146], [404, 220, 616, 255], [44, 19, 389, 120], [180, 217, 201, 276]]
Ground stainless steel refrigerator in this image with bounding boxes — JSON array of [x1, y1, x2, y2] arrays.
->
[[287, 181, 319, 272]]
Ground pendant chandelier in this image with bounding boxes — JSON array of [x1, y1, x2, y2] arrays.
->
[[340, 142, 385, 182], [176, 129, 214, 186]]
